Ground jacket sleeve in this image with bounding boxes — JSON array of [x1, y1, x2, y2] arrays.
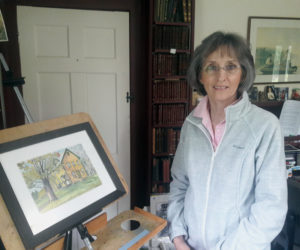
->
[[167, 132, 190, 241], [217, 120, 288, 250]]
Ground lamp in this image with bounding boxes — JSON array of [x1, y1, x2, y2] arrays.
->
[[0, 53, 34, 128], [0, 10, 8, 42], [0, 9, 8, 129], [0, 10, 33, 128]]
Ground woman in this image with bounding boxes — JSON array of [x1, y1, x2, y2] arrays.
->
[[167, 31, 287, 250]]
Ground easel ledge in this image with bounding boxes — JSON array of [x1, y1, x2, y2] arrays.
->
[[0, 112, 129, 249]]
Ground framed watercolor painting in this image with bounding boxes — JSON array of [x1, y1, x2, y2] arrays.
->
[[247, 17, 300, 84], [0, 122, 126, 249]]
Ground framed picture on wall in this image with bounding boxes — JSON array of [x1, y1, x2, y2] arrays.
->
[[0, 122, 127, 249], [247, 16, 300, 84]]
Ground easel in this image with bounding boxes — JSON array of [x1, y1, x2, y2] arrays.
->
[[0, 114, 166, 249]]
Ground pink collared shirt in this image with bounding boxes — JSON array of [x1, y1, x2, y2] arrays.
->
[[193, 96, 225, 151]]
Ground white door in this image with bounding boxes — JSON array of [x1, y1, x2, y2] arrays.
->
[[17, 6, 130, 220]]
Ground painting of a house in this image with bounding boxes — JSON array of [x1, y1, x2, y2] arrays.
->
[[18, 144, 102, 213], [60, 149, 88, 184]]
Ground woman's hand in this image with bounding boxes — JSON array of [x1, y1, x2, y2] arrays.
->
[[173, 236, 190, 250]]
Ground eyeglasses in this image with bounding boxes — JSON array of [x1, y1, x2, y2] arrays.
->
[[203, 64, 241, 75]]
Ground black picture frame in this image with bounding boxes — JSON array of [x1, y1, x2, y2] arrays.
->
[[247, 16, 300, 84], [0, 122, 126, 249]]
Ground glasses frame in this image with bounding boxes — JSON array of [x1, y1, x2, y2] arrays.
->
[[203, 64, 241, 75]]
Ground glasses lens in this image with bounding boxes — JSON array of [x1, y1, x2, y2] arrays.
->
[[225, 64, 239, 74], [205, 65, 219, 74]]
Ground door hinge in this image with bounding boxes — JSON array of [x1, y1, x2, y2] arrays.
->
[[126, 92, 134, 103]]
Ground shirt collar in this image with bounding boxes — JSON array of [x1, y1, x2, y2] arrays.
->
[[193, 96, 210, 126], [193, 94, 242, 123]]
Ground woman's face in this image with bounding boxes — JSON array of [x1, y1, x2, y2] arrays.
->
[[199, 47, 242, 106]]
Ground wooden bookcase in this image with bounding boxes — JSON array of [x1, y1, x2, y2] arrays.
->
[[147, 0, 194, 199]]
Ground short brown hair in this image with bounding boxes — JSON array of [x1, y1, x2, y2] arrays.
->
[[187, 31, 255, 96]]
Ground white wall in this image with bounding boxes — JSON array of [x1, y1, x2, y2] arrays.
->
[[194, 0, 300, 97], [194, 0, 300, 46]]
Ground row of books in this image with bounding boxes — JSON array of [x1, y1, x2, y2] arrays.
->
[[152, 157, 173, 183], [153, 25, 190, 50], [153, 53, 190, 76], [153, 79, 188, 100], [153, 128, 181, 154], [154, 0, 192, 23], [153, 103, 187, 126]]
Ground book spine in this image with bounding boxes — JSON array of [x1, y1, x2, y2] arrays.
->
[[155, 0, 160, 22], [182, 0, 188, 22], [163, 0, 169, 22], [171, 0, 178, 22], [152, 158, 160, 182], [163, 158, 170, 182], [187, 0, 192, 22], [153, 128, 156, 154], [176, 0, 184, 22]]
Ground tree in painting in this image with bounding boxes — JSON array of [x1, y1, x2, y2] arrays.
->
[[18, 152, 61, 202]]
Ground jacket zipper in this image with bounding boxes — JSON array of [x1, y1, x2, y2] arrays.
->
[[195, 124, 214, 247], [197, 121, 228, 248]]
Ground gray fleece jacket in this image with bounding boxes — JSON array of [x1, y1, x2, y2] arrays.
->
[[167, 92, 287, 250]]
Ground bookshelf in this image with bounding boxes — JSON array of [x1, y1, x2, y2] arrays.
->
[[249, 83, 300, 118], [147, 0, 194, 198]]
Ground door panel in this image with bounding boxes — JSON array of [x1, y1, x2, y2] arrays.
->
[[35, 25, 69, 57], [83, 27, 116, 58], [71, 73, 117, 154], [38, 72, 72, 120]]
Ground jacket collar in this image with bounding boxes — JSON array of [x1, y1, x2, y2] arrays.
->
[[225, 91, 251, 123], [187, 92, 251, 126]]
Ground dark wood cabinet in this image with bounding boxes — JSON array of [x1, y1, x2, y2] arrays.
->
[[252, 100, 284, 118]]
